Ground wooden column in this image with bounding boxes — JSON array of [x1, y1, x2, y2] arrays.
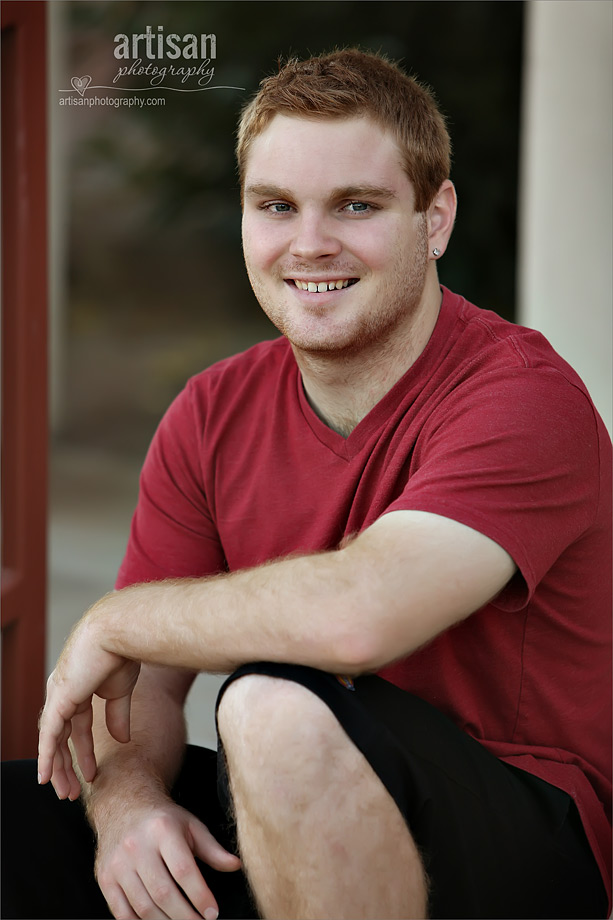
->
[[1, 0, 48, 759]]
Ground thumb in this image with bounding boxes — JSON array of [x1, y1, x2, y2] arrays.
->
[[188, 817, 242, 872]]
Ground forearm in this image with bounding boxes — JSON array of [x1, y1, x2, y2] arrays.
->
[[90, 548, 365, 677], [82, 665, 192, 833], [82, 511, 516, 681]]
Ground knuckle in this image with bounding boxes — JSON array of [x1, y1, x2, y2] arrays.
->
[[172, 859, 192, 882], [122, 834, 140, 855], [96, 868, 111, 889], [109, 854, 124, 874], [132, 896, 152, 917], [151, 882, 172, 904], [148, 814, 172, 837], [105, 849, 128, 876]]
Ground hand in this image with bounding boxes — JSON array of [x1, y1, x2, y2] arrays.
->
[[95, 799, 241, 920], [38, 612, 141, 799]]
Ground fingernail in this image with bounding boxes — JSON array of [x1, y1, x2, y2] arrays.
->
[[204, 909, 218, 920], [37, 773, 41, 784]]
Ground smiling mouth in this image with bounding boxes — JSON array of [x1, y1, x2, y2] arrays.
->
[[288, 278, 359, 293]]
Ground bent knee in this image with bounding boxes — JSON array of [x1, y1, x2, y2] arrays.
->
[[217, 672, 342, 756]]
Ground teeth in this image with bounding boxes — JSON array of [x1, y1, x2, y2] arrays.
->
[[293, 279, 352, 292]]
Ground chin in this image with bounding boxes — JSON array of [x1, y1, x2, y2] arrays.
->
[[286, 323, 389, 358]]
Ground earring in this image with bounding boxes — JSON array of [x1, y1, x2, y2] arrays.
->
[[432, 248, 441, 257]]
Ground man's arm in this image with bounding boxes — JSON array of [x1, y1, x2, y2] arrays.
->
[[39, 509, 515, 789], [77, 665, 241, 920], [103, 510, 515, 675], [82, 664, 192, 814]]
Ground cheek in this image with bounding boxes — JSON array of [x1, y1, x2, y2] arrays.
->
[[345, 226, 402, 272], [243, 228, 283, 274]]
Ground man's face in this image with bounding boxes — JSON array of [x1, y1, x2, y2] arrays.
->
[[241, 114, 430, 358]]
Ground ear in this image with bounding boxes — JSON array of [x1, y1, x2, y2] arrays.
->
[[427, 180, 457, 261]]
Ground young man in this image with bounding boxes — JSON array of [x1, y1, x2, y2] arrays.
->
[[5, 50, 611, 919]]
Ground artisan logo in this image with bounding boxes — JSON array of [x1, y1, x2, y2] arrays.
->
[[114, 26, 216, 61], [113, 26, 217, 87], [59, 25, 243, 100]]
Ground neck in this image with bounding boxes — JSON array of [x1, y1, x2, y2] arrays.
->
[[294, 284, 442, 438]]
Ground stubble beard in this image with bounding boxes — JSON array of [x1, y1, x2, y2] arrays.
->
[[247, 218, 430, 361]]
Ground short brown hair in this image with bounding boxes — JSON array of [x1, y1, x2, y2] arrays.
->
[[236, 49, 451, 212]]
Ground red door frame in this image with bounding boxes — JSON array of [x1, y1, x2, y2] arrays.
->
[[1, 0, 48, 759]]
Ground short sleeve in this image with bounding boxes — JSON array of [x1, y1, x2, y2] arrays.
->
[[115, 380, 225, 588], [385, 367, 601, 610]]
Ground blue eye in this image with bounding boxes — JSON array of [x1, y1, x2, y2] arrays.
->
[[345, 201, 370, 213], [266, 202, 292, 213]]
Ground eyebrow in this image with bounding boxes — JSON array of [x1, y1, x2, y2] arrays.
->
[[244, 183, 397, 203]]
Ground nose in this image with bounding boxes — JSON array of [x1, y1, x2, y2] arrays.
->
[[289, 210, 342, 261]]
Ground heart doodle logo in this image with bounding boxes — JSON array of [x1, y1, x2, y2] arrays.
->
[[70, 75, 92, 96]]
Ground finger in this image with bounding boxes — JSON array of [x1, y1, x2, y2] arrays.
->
[[137, 859, 202, 920], [67, 770, 82, 802], [60, 738, 82, 802], [50, 742, 71, 799], [54, 739, 77, 801], [103, 883, 140, 920], [58, 730, 78, 793], [38, 708, 69, 785], [38, 682, 80, 784], [188, 818, 242, 872], [160, 837, 220, 919], [105, 694, 133, 744], [70, 706, 98, 783], [119, 870, 171, 920]]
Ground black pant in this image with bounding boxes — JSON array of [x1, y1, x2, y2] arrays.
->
[[1, 748, 255, 920], [2, 665, 609, 919]]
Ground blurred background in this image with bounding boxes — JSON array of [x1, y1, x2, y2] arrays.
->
[[2, 0, 611, 755], [52, 0, 525, 455]]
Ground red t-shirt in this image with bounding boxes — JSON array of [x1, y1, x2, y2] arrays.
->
[[117, 287, 612, 900]]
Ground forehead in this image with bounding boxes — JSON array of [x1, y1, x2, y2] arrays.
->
[[244, 114, 411, 198]]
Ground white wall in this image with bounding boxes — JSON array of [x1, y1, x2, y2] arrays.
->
[[518, 0, 612, 433]]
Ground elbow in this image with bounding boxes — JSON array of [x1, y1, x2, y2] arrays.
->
[[308, 540, 402, 674], [324, 620, 388, 676], [318, 551, 394, 674]]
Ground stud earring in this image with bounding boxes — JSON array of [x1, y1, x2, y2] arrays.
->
[[432, 248, 441, 257]]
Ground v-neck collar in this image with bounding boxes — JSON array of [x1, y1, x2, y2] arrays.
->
[[294, 287, 460, 461]]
